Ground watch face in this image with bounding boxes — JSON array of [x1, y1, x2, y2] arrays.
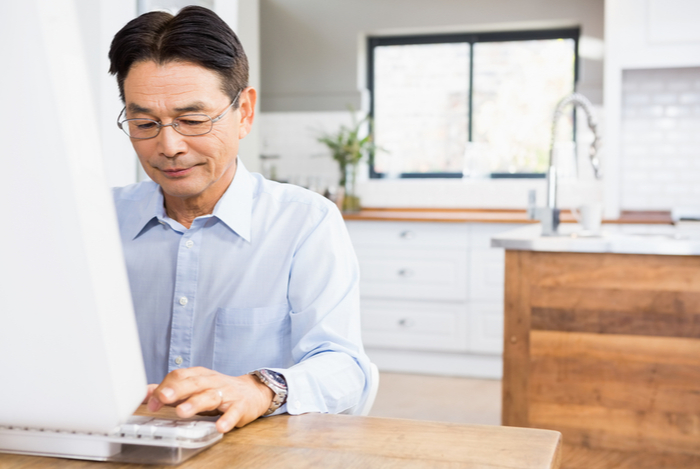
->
[[261, 369, 287, 389]]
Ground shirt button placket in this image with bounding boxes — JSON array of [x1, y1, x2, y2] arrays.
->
[[169, 230, 201, 373]]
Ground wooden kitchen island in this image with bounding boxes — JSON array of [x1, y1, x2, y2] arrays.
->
[[493, 225, 700, 469]]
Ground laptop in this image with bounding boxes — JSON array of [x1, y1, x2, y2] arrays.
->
[[0, 0, 221, 464]]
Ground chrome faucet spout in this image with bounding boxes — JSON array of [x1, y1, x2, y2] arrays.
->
[[546, 92, 602, 210], [541, 93, 602, 236]]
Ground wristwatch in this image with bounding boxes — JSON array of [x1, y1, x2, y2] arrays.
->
[[250, 369, 288, 415]]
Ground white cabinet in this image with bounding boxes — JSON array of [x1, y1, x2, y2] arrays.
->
[[606, 0, 700, 70], [346, 220, 520, 378], [604, 0, 700, 219]]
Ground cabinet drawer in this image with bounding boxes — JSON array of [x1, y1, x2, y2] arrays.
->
[[361, 300, 469, 352], [346, 221, 469, 249], [469, 302, 504, 354], [356, 248, 468, 301]]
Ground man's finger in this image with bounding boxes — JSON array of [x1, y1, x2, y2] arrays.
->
[[176, 388, 224, 418], [142, 384, 158, 404], [217, 406, 242, 433], [154, 368, 218, 405]]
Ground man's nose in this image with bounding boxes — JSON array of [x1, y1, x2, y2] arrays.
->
[[156, 124, 187, 157]]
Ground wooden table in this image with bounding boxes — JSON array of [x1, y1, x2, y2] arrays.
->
[[1, 411, 562, 468]]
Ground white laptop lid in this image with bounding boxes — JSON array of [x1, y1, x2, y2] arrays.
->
[[0, 0, 147, 433]]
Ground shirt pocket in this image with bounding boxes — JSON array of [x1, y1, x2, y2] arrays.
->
[[212, 304, 292, 376]]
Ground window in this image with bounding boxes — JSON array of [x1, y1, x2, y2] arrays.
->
[[367, 29, 579, 179]]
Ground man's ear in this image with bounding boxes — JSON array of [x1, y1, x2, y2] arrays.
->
[[237, 87, 257, 139]]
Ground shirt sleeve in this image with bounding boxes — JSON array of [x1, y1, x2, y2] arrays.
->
[[267, 202, 371, 415]]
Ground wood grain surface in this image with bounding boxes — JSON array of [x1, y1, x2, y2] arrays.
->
[[502, 250, 700, 469], [342, 208, 672, 225], [0, 411, 562, 469], [503, 250, 533, 427]]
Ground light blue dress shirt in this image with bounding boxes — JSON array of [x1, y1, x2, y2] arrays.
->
[[112, 159, 369, 415]]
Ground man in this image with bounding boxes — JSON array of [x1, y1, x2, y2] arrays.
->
[[108, 6, 370, 433]]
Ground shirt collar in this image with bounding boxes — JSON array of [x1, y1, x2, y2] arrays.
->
[[212, 158, 253, 243], [130, 157, 253, 243], [131, 185, 166, 240]]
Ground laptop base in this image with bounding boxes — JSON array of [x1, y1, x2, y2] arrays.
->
[[0, 416, 223, 466]]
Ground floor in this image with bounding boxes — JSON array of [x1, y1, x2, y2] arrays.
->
[[368, 372, 501, 426]]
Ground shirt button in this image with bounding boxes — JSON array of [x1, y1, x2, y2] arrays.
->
[[175, 356, 183, 365], [179, 297, 188, 306], [185, 240, 194, 248]]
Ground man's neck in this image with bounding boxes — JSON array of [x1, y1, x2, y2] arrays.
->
[[164, 197, 215, 229], [163, 166, 237, 229]]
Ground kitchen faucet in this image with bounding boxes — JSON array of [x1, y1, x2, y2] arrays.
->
[[540, 92, 602, 236]]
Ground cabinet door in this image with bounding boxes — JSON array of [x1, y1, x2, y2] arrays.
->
[[608, 0, 700, 69], [470, 248, 505, 302], [469, 302, 504, 354], [361, 299, 469, 352], [467, 224, 514, 353]]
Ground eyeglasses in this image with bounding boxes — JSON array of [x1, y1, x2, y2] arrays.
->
[[117, 90, 242, 139]]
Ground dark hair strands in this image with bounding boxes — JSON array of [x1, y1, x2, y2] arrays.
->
[[108, 6, 248, 104]]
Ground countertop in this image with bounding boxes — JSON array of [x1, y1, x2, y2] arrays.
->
[[491, 223, 700, 255], [343, 208, 673, 224]]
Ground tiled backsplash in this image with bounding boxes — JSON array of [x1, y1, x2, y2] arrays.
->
[[620, 67, 700, 210]]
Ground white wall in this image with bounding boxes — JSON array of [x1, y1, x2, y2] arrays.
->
[[76, 0, 139, 187]]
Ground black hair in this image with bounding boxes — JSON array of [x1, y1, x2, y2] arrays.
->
[[108, 6, 248, 104]]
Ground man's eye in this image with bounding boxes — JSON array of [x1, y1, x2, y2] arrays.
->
[[178, 118, 208, 126], [136, 121, 157, 130]]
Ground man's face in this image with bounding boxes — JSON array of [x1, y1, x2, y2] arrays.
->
[[123, 60, 254, 201]]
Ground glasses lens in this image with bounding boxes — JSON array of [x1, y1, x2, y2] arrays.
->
[[175, 115, 213, 136], [124, 119, 159, 139]]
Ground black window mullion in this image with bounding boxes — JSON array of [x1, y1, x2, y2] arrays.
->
[[367, 28, 580, 179]]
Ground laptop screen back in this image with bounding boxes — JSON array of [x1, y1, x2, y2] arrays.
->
[[0, 0, 147, 433]]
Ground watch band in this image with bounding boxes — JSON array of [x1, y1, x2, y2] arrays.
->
[[250, 369, 288, 416]]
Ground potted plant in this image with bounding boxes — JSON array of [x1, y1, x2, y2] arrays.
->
[[317, 110, 376, 213]]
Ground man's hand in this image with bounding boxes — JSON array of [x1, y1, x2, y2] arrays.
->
[[145, 367, 274, 433]]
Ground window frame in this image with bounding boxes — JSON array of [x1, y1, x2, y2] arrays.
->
[[367, 27, 581, 179]]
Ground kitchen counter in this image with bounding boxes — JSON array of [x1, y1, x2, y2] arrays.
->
[[497, 232, 700, 468], [491, 223, 700, 255], [343, 208, 673, 225]]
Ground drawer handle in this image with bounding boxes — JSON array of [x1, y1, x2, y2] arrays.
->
[[399, 230, 416, 240], [397, 268, 414, 278], [398, 318, 415, 328]]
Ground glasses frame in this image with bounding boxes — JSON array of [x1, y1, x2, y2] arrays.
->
[[117, 90, 242, 140]]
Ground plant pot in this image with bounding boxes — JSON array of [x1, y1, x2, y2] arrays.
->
[[342, 194, 361, 213], [341, 163, 361, 213]]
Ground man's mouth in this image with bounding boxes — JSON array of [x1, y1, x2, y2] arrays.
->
[[161, 167, 194, 178]]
